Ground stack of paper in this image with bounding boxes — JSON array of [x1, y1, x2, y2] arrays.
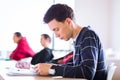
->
[[6, 68, 38, 76]]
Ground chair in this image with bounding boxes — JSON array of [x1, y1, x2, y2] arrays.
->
[[107, 63, 117, 80]]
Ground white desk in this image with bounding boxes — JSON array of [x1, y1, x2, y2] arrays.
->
[[0, 61, 86, 80]]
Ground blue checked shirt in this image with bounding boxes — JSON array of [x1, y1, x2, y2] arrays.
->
[[51, 26, 107, 80]]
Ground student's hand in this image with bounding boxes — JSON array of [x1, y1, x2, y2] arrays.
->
[[16, 61, 30, 69], [34, 63, 53, 75], [57, 59, 63, 64]]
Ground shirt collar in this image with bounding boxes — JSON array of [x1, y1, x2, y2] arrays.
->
[[73, 30, 80, 42]]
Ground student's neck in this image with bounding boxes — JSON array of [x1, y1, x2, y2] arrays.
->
[[44, 45, 49, 48], [72, 25, 82, 39]]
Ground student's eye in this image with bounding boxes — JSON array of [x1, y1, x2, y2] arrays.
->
[[55, 28, 59, 31], [53, 28, 59, 32]]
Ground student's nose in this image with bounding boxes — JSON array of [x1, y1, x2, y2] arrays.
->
[[55, 33, 60, 38]]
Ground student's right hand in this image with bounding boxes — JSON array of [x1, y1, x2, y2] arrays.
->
[[16, 61, 30, 69], [34, 63, 53, 75]]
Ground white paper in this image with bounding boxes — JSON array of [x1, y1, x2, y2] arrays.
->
[[6, 68, 38, 76]]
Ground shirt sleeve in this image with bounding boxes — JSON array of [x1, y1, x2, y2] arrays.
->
[[10, 46, 23, 60], [10, 47, 28, 61], [31, 50, 48, 65], [10, 38, 35, 61]]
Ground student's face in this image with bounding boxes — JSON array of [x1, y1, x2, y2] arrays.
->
[[13, 34, 20, 43], [40, 35, 47, 47], [48, 18, 73, 41]]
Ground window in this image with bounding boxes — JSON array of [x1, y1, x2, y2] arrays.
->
[[0, 0, 53, 52], [0, 0, 74, 59]]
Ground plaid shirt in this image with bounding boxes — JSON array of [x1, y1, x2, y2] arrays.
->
[[52, 26, 107, 80]]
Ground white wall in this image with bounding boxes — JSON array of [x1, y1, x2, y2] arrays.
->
[[75, 0, 120, 50], [0, 0, 120, 52], [0, 0, 53, 52], [111, 0, 120, 50]]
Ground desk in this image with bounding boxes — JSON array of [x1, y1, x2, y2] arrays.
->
[[0, 61, 86, 80]]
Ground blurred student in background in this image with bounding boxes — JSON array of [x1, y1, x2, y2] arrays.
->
[[31, 34, 54, 65], [16, 34, 54, 68], [10, 32, 35, 61]]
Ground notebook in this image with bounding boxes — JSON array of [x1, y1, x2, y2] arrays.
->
[[6, 67, 38, 76]]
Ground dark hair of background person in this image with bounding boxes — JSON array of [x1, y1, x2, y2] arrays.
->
[[14, 32, 22, 37], [41, 34, 51, 42], [43, 4, 75, 23]]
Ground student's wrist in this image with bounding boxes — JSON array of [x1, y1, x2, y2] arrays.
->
[[49, 65, 56, 75]]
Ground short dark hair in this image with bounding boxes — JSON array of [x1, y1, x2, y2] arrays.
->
[[41, 34, 51, 42], [14, 32, 22, 37], [43, 4, 74, 23]]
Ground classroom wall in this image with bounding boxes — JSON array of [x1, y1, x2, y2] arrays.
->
[[75, 0, 120, 50], [111, 0, 120, 50], [75, 0, 111, 49]]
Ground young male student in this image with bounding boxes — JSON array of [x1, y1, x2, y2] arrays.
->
[[34, 4, 107, 80], [10, 32, 35, 61]]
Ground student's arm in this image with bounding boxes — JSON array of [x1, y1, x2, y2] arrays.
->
[[10, 47, 22, 60], [31, 50, 48, 65], [10, 39, 35, 61], [35, 42, 98, 79], [34, 31, 106, 80], [10, 42, 29, 61], [50, 31, 106, 79], [51, 46, 98, 79]]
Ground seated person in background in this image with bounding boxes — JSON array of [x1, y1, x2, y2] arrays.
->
[[10, 32, 35, 61], [31, 34, 54, 65], [16, 34, 54, 68]]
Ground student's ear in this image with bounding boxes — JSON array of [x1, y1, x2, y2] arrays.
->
[[46, 38, 51, 43], [65, 18, 72, 25]]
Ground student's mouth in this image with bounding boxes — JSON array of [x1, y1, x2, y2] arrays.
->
[[60, 37, 63, 40]]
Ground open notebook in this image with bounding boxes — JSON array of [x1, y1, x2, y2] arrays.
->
[[6, 67, 38, 76]]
